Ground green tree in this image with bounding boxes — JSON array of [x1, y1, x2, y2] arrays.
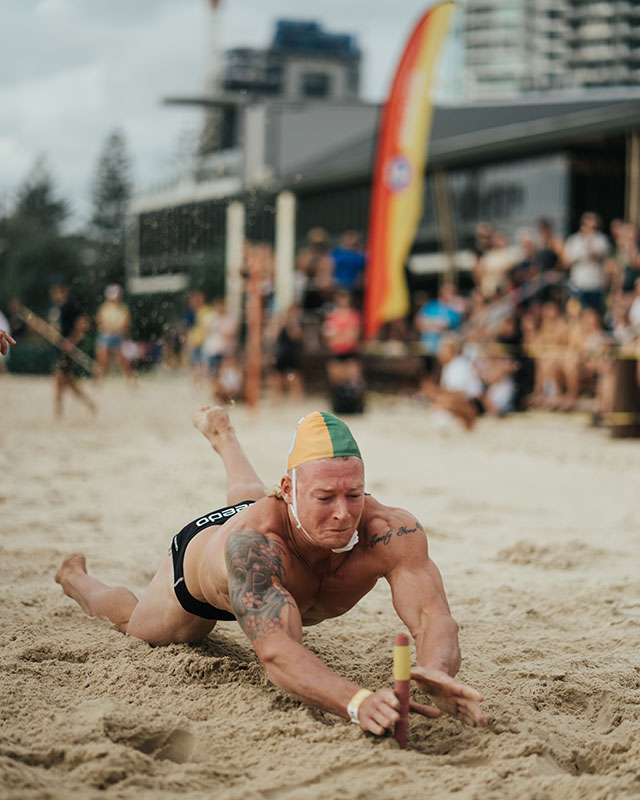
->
[[0, 158, 81, 316], [12, 156, 68, 235], [90, 129, 131, 286]]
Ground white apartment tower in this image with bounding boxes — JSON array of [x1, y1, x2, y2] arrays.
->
[[462, 0, 640, 98]]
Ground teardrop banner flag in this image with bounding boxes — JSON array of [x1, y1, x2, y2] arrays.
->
[[364, 1, 455, 339]]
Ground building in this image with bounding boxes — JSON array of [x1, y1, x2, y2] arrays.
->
[[223, 20, 360, 102], [127, 18, 373, 297], [461, 0, 640, 99], [125, 13, 640, 312], [127, 90, 640, 299]]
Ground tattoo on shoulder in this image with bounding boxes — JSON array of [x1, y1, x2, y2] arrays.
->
[[368, 520, 424, 549], [225, 530, 294, 640]]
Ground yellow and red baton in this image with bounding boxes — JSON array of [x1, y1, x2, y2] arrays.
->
[[393, 633, 411, 748]]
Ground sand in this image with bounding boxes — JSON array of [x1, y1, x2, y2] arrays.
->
[[1, 373, 639, 800]]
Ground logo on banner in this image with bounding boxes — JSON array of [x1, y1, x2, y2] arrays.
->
[[384, 155, 412, 192]]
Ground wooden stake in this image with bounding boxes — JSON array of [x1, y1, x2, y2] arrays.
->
[[393, 633, 411, 748]]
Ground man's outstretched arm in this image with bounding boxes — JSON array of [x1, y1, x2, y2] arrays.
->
[[384, 514, 486, 726], [225, 529, 437, 734]]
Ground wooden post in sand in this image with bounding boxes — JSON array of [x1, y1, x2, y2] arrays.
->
[[609, 356, 640, 439], [393, 633, 411, 748]]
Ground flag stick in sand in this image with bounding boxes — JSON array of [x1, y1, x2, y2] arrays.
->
[[393, 633, 411, 748]]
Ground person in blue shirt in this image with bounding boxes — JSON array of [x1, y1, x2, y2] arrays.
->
[[330, 231, 366, 306], [415, 283, 464, 378]]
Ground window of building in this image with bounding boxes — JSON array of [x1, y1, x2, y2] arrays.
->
[[301, 72, 332, 98]]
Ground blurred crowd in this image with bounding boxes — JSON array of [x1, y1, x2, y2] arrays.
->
[[2, 212, 640, 427], [407, 212, 640, 428], [170, 213, 640, 425], [171, 228, 368, 411]]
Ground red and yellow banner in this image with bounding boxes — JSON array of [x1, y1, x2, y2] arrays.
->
[[364, 2, 455, 339]]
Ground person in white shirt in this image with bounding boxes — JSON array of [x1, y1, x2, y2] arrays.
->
[[563, 212, 610, 312]]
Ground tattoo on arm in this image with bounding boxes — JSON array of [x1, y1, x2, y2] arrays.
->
[[368, 520, 424, 548], [225, 530, 295, 640]]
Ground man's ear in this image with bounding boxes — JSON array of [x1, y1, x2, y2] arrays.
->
[[280, 474, 293, 504]]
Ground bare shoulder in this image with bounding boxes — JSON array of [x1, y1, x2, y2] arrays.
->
[[224, 497, 292, 570], [360, 495, 429, 562], [226, 496, 284, 532]]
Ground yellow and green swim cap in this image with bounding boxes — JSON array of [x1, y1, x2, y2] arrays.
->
[[288, 411, 361, 471]]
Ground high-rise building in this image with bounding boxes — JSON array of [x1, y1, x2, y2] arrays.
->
[[460, 0, 640, 99]]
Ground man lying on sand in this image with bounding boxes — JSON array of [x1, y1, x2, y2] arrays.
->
[[56, 406, 486, 735]]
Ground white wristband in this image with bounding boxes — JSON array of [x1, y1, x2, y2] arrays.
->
[[347, 689, 372, 724]]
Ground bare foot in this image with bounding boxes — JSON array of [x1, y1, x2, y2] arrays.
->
[[55, 553, 87, 592], [192, 405, 236, 452]]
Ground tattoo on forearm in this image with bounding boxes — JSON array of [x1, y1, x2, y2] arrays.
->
[[226, 530, 295, 640], [368, 521, 424, 548]]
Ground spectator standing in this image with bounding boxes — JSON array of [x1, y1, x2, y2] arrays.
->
[[322, 289, 364, 414], [474, 230, 520, 301], [535, 218, 565, 274], [330, 231, 366, 306], [185, 292, 212, 384], [48, 276, 97, 418], [95, 284, 132, 380], [295, 227, 333, 313], [268, 304, 305, 402], [563, 212, 610, 311], [202, 299, 238, 381]]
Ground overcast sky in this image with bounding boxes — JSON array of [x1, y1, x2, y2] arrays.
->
[[0, 0, 456, 228]]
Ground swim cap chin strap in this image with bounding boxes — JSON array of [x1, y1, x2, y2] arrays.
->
[[290, 467, 359, 554]]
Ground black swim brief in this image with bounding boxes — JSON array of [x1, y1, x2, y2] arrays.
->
[[170, 500, 255, 620]]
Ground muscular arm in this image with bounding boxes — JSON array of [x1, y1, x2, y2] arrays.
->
[[383, 516, 460, 675], [225, 529, 402, 732], [381, 513, 486, 726]]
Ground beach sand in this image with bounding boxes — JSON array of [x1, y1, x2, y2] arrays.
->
[[1, 373, 639, 799]]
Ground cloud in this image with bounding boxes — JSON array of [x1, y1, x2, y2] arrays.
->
[[1, 0, 209, 224]]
